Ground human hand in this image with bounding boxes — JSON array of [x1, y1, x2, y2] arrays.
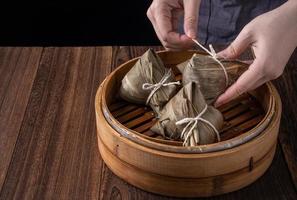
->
[[215, 1, 297, 107], [147, 0, 201, 50]]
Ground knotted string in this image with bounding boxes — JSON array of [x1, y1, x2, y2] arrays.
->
[[176, 104, 221, 146], [142, 69, 180, 105], [192, 39, 229, 88]]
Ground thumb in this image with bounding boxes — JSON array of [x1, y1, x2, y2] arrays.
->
[[183, 0, 201, 39], [217, 26, 253, 59], [214, 59, 263, 107]]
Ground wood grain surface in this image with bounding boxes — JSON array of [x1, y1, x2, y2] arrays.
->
[[0, 46, 296, 200]]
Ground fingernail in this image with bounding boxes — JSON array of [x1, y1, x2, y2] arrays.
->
[[187, 30, 196, 39]]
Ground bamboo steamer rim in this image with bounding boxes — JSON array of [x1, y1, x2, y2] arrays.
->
[[101, 81, 276, 154], [100, 50, 277, 154]]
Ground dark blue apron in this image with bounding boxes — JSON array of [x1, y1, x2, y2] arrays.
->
[[180, 0, 287, 45]]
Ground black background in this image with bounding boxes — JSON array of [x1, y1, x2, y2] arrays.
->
[[0, 0, 160, 46]]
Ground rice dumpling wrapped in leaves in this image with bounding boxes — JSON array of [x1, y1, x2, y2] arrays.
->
[[120, 49, 180, 114], [151, 82, 224, 146], [176, 60, 188, 73], [182, 54, 247, 103]]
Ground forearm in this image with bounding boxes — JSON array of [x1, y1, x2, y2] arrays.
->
[[277, 0, 297, 47]]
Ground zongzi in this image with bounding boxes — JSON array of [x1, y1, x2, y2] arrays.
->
[[182, 54, 247, 103], [120, 49, 180, 114], [151, 82, 224, 146]]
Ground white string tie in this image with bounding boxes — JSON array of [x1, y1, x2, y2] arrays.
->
[[175, 105, 221, 146], [142, 69, 180, 105], [192, 39, 229, 88]]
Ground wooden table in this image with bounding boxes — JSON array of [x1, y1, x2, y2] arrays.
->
[[0, 47, 296, 200]]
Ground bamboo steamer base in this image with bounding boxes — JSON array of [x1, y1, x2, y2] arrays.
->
[[98, 135, 276, 197], [95, 50, 282, 197]]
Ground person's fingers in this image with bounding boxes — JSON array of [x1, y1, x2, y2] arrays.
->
[[172, 9, 182, 32], [217, 26, 254, 59], [147, 8, 184, 49], [147, 7, 165, 45], [163, 33, 194, 49], [214, 59, 265, 107], [147, 1, 194, 49], [147, 8, 169, 47], [152, 15, 193, 50], [183, 0, 201, 38]]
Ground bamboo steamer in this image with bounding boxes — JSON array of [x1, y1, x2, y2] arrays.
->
[[95, 50, 282, 197]]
